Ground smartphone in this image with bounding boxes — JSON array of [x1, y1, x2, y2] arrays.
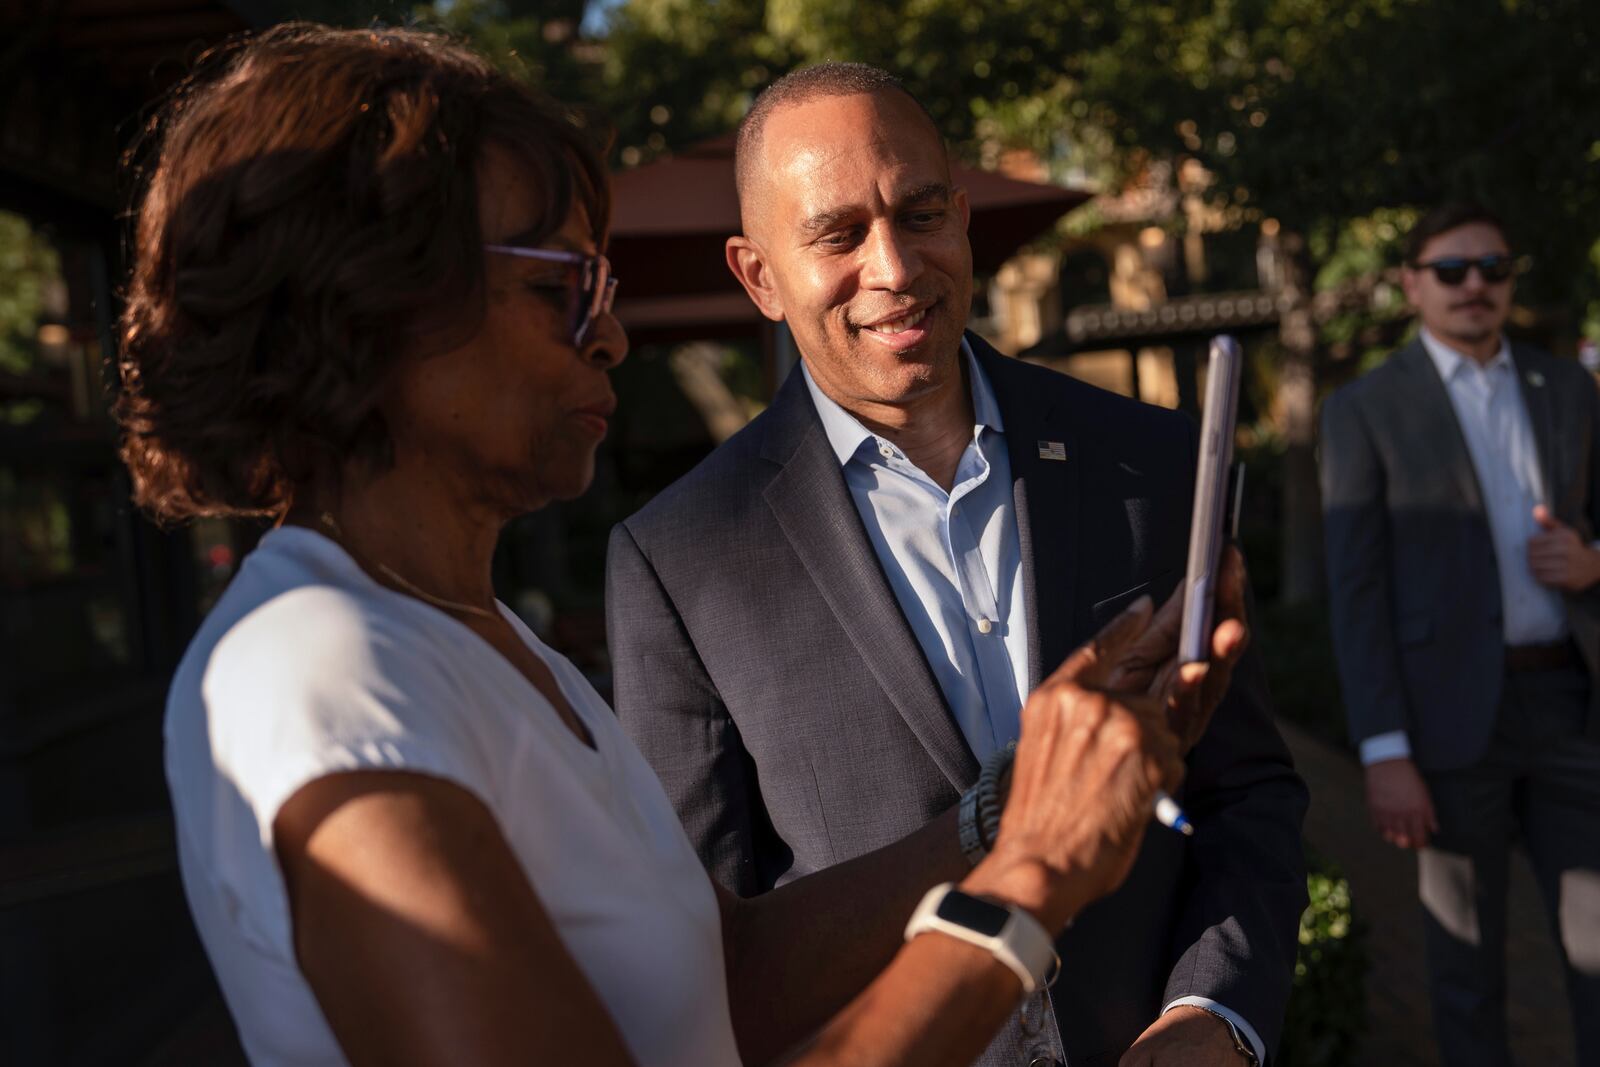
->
[[1179, 335, 1244, 664]]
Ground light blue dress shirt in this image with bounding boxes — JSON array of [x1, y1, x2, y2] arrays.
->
[[802, 342, 1028, 762], [803, 341, 1267, 1064], [1421, 329, 1564, 644]]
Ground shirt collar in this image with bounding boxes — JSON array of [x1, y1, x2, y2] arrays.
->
[[801, 337, 1004, 466], [1420, 327, 1512, 382]]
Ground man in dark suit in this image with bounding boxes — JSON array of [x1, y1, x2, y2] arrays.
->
[[1321, 201, 1600, 1066], [608, 63, 1307, 1067]]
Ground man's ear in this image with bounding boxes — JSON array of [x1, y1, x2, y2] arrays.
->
[[726, 236, 785, 323], [954, 185, 972, 232], [1399, 265, 1421, 307]]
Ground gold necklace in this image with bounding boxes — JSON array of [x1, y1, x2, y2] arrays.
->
[[317, 511, 500, 622]]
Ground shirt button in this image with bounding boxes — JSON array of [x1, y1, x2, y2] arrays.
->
[[1026, 1052, 1060, 1067], [878, 442, 895, 459], [976, 618, 993, 635]]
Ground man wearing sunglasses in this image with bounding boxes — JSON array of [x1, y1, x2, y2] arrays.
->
[[1321, 201, 1600, 1066]]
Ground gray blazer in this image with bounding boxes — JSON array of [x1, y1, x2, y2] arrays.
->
[[1320, 339, 1600, 771], [607, 334, 1308, 1065]]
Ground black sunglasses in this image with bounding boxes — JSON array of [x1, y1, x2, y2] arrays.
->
[[483, 244, 619, 346], [1413, 254, 1515, 286]]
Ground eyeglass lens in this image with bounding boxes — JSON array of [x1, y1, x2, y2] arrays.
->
[[481, 244, 620, 347], [1424, 255, 1514, 286], [574, 256, 618, 346]]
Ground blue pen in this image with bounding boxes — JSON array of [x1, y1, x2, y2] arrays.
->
[[1154, 791, 1194, 836]]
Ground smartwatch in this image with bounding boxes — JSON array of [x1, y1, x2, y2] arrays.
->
[[1192, 1005, 1260, 1066], [904, 883, 1060, 996]]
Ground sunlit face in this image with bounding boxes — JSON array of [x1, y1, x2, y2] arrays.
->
[[731, 91, 973, 413], [1401, 221, 1514, 351], [385, 148, 627, 514]]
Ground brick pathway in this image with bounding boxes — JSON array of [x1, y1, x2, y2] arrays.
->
[[1280, 720, 1577, 1066]]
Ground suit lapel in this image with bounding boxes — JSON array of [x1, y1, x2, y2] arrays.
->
[[1397, 340, 1487, 514], [1511, 345, 1560, 504], [759, 368, 979, 789], [974, 337, 1082, 692]]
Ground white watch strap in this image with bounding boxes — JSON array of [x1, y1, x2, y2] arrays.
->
[[904, 883, 1060, 996]]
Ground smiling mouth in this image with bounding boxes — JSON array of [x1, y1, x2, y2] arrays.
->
[[861, 305, 932, 335]]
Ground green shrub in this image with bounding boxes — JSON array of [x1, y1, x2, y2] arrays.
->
[[1279, 851, 1367, 1066]]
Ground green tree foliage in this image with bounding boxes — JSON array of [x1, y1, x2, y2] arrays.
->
[[600, 0, 797, 164], [277, 0, 600, 120], [1064, 0, 1600, 318], [600, 0, 1094, 169], [596, 0, 1597, 328], [301, 1, 1597, 327], [423, 0, 597, 105], [0, 211, 60, 378], [1281, 850, 1367, 1066]]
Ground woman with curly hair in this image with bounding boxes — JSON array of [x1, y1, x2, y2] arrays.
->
[[119, 23, 1248, 1067]]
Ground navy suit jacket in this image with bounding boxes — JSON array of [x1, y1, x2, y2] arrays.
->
[[607, 333, 1308, 1064], [1320, 339, 1600, 770]]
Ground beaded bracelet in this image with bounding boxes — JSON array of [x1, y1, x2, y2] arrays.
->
[[958, 741, 1017, 866]]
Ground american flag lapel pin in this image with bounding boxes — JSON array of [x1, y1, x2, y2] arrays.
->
[[1526, 370, 1545, 388], [1037, 440, 1066, 462]]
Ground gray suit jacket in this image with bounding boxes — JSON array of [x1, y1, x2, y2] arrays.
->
[[1320, 338, 1600, 771], [607, 334, 1308, 1065]]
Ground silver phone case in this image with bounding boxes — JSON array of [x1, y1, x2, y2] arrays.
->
[[1179, 335, 1243, 664]]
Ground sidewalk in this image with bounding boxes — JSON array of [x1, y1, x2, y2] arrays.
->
[[1279, 720, 1576, 1065]]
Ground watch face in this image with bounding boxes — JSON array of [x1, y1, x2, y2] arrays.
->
[[936, 891, 1010, 937]]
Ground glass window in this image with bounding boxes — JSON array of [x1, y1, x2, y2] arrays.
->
[[0, 211, 141, 721]]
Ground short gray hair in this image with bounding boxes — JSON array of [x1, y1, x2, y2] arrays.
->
[[733, 62, 939, 217]]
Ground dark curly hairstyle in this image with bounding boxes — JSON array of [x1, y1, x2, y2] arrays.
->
[[116, 23, 610, 522]]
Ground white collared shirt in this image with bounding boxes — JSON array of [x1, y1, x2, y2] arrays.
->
[[801, 342, 1028, 762], [803, 343, 1267, 1064], [1420, 328, 1565, 644]]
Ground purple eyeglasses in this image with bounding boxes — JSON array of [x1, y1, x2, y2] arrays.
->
[[484, 245, 619, 346]]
